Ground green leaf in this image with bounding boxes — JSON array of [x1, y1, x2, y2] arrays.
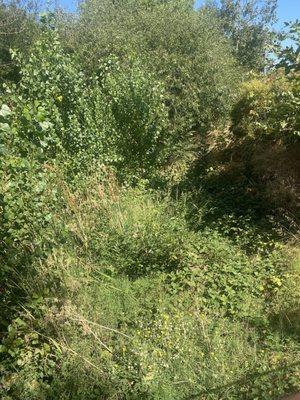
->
[[0, 104, 11, 118], [0, 123, 10, 132], [0, 345, 7, 353], [39, 121, 53, 131]]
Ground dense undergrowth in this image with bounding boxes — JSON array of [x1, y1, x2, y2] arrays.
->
[[1, 171, 300, 399], [1, 1, 300, 399]]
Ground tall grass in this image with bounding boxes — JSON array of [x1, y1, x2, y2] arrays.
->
[[1, 171, 299, 399]]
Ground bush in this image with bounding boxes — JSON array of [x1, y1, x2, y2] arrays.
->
[[2, 32, 170, 179], [230, 70, 300, 217], [97, 56, 169, 179], [4, 32, 107, 175], [231, 70, 300, 143]]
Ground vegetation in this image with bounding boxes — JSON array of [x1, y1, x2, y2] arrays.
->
[[0, 1, 299, 399]]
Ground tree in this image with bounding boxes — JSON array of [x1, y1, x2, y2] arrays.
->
[[0, 0, 39, 83], [214, 0, 278, 71], [276, 20, 300, 73], [58, 0, 240, 146]]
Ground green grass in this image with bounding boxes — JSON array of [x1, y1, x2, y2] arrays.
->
[[1, 171, 299, 399]]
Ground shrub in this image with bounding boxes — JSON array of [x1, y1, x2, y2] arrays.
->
[[97, 56, 169, 179], [5, 32, 107, 175], [3, 31, 170, 179], [231, 70, 300, 143], [0, 296, 61, 400]]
